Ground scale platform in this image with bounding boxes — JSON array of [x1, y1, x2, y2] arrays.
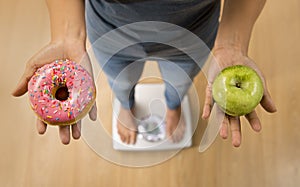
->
[[112, 83, 193, 151]]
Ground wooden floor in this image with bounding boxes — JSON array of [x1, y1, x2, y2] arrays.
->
[[1, 0, 300, 186]]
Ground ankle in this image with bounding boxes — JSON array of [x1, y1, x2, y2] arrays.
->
[[167, 105, 181, 116]]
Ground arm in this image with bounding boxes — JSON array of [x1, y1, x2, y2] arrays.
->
[[47, 0, 86, 43], [203, 0, 276, 147], [12, 0, 97, 145], [47, 0, 95, 76], [215, 0, 266, 55], [12, 0, 87, 96]]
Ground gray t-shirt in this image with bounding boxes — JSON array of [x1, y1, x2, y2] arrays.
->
[[88, 0, 219, 33], [86, 0, 220, 59]]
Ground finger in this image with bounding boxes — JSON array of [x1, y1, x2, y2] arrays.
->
[[36, 119, 47, 134], [71, 121, 81, 140], [59, 125, 71, 145], [202, 85, 214, 119], [229, 116, 241, 147], [89, 104, 97, 121], [245, 111, 261, 132], [215, 106, 228, 139], [220, 117, 229, 139], [260, 89, 277, 113]]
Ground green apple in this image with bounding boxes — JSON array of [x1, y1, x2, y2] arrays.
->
[[212, 65, 264, 116]]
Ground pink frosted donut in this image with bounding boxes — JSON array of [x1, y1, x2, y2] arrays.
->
[[28, 59, 96, 125]]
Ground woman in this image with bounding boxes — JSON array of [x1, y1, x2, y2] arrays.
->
[[12, 0, 276, 147]]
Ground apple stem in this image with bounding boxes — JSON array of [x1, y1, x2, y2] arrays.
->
[[236, 82, 241, 88]]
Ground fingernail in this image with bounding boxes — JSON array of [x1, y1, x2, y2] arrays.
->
[[254, 124, 261, 131], [202, 113, 207, 120], [233, 140, 240, 147]]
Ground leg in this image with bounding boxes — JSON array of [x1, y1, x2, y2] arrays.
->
[[158, 59, 201, 143], [98, 54, 146, 144], [88, 26, 146, 144]]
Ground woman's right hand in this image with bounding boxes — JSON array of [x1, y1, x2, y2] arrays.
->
[[12, 39, 97, 145]]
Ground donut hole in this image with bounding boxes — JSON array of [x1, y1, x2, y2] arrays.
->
[[55, 86, 69, 101]]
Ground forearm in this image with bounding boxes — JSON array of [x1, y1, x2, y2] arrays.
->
[[46, 0, 86, 43], [215, 0, 266, 55]]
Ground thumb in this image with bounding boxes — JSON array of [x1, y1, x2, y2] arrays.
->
[[12, 62, 37, 97], [12, 44, 63, 97]]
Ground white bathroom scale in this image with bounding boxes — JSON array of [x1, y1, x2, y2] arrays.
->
[[112, 83, 193, 151]]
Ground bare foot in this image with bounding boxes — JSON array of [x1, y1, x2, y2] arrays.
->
[[166, 106, 186, 143], [117, 106, 137, 144]]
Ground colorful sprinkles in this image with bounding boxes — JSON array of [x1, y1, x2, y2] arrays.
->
[[27, 59, 95, 125]]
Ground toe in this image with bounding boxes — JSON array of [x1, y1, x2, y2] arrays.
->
[[129, 131, 136, 144], [120, 134, 126, 143]]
